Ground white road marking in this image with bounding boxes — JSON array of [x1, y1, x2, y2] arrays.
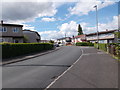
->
[[45, 47, 84, 89]]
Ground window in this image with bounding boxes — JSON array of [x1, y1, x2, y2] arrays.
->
[[0, 27, 7, 32], [13, 28, 19, 32], [0, 38, 5, 42], [13, 39, 19, 43]]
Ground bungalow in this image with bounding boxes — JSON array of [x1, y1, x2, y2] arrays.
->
[[57, 37, 71, 45], [23, 29, 41, 43], [72, 34, 86, 44], [40, 40, 50, 43], [86, 30, 117, 43]]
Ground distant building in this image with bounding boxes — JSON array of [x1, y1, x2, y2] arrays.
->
[[23, 30, 41, 43], [86, 30, 117, 43], [72, 34, 86, 43], [0, 21, 24, 43], [40, 40, 50, 43], [57, 37, 71, 45]]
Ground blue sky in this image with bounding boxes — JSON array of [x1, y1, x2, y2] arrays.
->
[[2, 0, 119, 40]]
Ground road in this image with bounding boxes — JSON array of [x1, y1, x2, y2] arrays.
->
[[2, 46, 82, 88]]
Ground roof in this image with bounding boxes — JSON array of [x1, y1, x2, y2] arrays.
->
[[23, 30, 40, 37], [1, 36, 24, 38], [87, 38, 114, 41], [57, 37, 71, 40], [74, 34, 86, 38], [86, 30, 117, 36], [0, 23, 23, 27]]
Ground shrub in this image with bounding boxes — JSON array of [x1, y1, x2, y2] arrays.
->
[[49, 40, 54, 44], [76, 42, 94, 46], [115, 46, 120, 59], [2, 43, 54, 59], [94, 43, 98, 48], [98, 43, 107, 51], [94, 43, 120, 59]]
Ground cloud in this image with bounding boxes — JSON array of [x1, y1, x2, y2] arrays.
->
[[82, 15, 118, 34], [98, 16, 118, 31], [69, 0, 115, 16], [23, 24, 36, 31], [39, 15, 118, 40], [39, 21, 78, 40], [4, 21, 36, 31], [2, 2, 57, 22], [58, 21, 78, 34], [41, 17, 56, 22]]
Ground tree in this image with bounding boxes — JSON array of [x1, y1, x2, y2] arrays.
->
[[78, 24, 83, 35], [49, 40, 54, 44]]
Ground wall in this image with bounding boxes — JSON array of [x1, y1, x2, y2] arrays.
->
[[23, 31, 40, 43], [2, 26, 23, 37]]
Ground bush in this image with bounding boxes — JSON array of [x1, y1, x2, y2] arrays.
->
[[94, 43, 120, 59], [94, 43, 107, 51], [98, 43, 107, 51], [76, 42, 94, 46], [2, 43, 54, 59], [115, 46, 120, 59], [94, 43, 98, 48]]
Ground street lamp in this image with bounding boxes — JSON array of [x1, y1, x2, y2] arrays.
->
[[94, 5, 99, 49], [118, 1, 120, 44], [118, 1, 120, 31]]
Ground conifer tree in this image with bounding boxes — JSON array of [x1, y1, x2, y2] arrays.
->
[[78, 24, 83, 35]]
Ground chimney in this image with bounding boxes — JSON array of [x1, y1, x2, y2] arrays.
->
[[1, 20, 3, 24]]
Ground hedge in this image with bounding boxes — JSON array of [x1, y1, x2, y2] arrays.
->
[[94, 43, 120, 59], [76, 42, 94, 46], [115, 45, 120, 59], [94, 43, 107, 51], [1, 43, 54, 59]]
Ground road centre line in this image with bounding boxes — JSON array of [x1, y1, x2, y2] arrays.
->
[[45, 47, 84, 89]]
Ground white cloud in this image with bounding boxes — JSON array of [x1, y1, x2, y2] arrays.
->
[[39, 21, 78, 40], [41, 17, 56, 22], [58, 21, 78, 34], [23, 24, 36, 31], [2, 0, 82, 2], [69, 0, 115, 16], [39, 15, 118, 40], [98, 16, 118, 31], [2, 2, 58, 22], [4, 21, 36, 31], [82, 15, 118, 34]]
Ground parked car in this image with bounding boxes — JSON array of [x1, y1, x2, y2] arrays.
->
[[59, 44, 63, 46], [54, 44, 59, 47]]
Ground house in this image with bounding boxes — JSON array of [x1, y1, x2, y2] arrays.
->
[[23, 30, 41, 43], [57, 37, 71, 45], [0, 21, 24, 43], [72, 34, 86, 43], [40, 40, 50, 43], [86, 30, 117, 43]]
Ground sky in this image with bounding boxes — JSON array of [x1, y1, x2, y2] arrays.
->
[[1, 0, 120, 40]]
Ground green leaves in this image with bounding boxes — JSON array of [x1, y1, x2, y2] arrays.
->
[[2, 43, 54, 59], [76, 42, 94, 46], [78, 24, 83, 35], [114, 32, 120, 38]]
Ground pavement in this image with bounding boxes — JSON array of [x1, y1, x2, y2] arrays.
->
[[47, 47, 118, 88], [1, 47, 61, 65]]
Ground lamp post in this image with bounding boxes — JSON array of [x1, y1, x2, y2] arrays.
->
[[118, 1, 120, 31], [94, 5, 99, 49], [118, 1, 120, 44]]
